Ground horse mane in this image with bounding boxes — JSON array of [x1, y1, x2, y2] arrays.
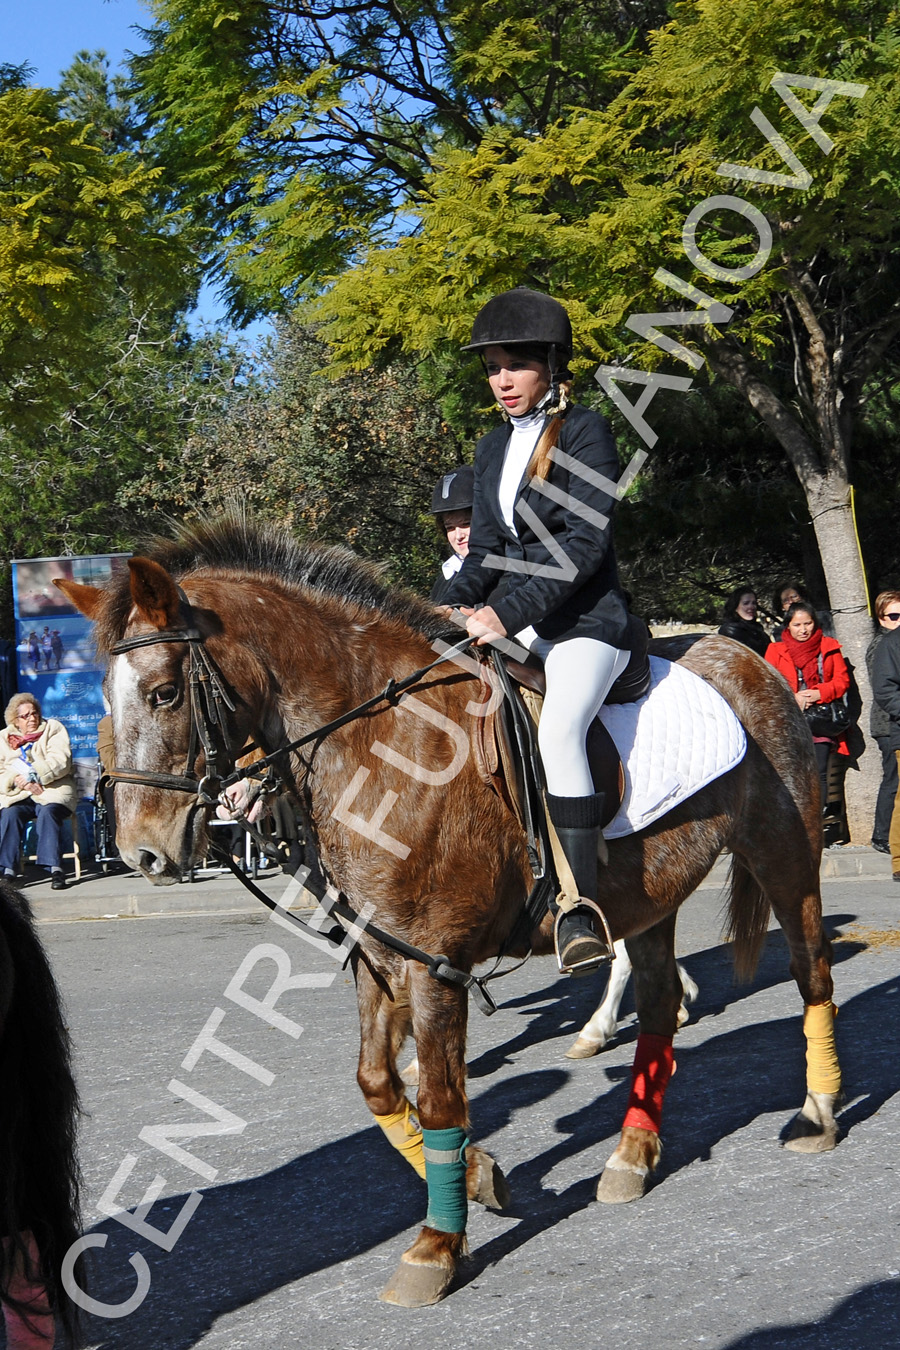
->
[[94, 513, 455, 653]]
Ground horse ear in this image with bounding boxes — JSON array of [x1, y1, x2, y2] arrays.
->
[[53, 579, 104, 619], [128, 558, 181, 630]]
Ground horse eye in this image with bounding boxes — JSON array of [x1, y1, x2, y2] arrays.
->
[[150, 685, 178, 708]]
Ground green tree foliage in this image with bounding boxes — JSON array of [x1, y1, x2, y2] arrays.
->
[[59, 50, 141, 150], [132, 0, 668, 315], [0, 83, 192, 433], [0, 318, 253, 634], [309, 3, 898, 627], [120, 322, 467, 591], [0, 55, 239, 634]]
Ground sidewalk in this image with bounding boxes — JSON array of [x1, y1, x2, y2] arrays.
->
[[22, 859, 313, 923], [18, 844, 895, 923]]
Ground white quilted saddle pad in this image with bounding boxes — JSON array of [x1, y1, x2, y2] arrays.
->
[[599, 655, 747, 839]]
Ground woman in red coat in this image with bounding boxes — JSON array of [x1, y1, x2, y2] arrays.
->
[[765, 601, 850, 844]]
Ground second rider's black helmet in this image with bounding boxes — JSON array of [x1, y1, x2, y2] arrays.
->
[[430, 465, 474, 515], [461, 288, 573, 358]]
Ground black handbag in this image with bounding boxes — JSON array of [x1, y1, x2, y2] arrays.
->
[[798, 655, 852, 739]]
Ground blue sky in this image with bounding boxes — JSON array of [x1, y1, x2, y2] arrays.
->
[[4, 0, 151, 87], [4, 0, 270, 336]]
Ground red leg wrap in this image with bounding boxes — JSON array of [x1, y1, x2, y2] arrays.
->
[[622, 1033, 675, 1134]]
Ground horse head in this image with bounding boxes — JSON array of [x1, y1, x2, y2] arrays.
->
[[56, 558, 260, 884]]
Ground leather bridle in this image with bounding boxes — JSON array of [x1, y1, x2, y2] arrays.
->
[[107, 594, 238, 805]]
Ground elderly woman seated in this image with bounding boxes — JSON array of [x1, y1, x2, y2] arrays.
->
[[0, 694, 77, 889]]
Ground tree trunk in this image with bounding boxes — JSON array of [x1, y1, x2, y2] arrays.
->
[[708, 342, 879, 842], [805, 476, 878, 843]]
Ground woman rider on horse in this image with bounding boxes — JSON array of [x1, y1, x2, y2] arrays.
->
[[442, 287, 637, 975]]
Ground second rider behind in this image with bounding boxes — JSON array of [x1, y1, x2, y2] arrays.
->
[[442, 288, 639, 974], [430, 465, 475, 604]]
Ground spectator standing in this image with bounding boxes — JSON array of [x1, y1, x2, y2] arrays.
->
[[718, 586, 771, 658], [40, 628, 53, 670], [0, 695, 76, 889], [870, 608, 900, 881], [865, 591, 900, 853], [766, 602, 851, 848], [96, 712, 120, 861], [771, 581, 810, 639], [50, 630, 64, 670]]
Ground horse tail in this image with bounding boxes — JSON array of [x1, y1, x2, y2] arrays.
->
[[723, 855, 771, 983], [0, 882, 82, 1344]]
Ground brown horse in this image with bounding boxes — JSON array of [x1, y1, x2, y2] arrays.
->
[[58, 517, 841, 1308]]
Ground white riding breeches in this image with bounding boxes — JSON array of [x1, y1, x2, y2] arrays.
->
[[524, 635, 630, 797]]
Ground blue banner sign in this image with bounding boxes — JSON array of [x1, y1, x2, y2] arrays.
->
[[12, 554, 131, 799]]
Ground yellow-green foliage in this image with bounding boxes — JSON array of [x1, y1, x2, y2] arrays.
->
[[312, 0, 899, 378], [0, 86, 188, 428]]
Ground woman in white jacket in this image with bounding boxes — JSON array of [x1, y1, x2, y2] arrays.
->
[[0, 694, 77, 889]]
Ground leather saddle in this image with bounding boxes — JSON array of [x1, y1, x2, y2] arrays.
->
[[471, 616, 651, 833]]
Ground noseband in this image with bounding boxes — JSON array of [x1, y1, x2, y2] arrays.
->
[[107, 593, 237, 805]]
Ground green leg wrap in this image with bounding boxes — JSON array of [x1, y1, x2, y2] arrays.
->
[[422, 1126, 469, 1234]]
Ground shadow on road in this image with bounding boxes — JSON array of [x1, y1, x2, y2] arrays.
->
[[467, 917, 865, 1076], [458, 965, 900, 1288], [722, 1276, 900, 1348], [77, 932, 892, 1349]]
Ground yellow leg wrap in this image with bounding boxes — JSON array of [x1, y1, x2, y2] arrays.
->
[[803, 1001, 841, 1095], [373, 1100, 426, 1178]]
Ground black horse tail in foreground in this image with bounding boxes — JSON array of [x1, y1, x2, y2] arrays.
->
[[0, 879, 82, 1347]]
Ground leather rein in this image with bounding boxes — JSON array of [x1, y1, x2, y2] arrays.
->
[[108, 596, 478, 801], [106, 602, 513, 1016]]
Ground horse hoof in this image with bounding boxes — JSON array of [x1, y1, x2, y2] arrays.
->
[[565, 1035, 604, 1059], [379, 1259, 455, 1307], [596, 1166, 647, 1204], [783, 1092, 840, 1152], [783, 1120, 839, 1153], [466, 1147, 510, 1209]]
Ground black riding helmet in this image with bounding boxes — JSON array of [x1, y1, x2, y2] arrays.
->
[[462, 288, 573, 412], [462, 287, 572, 358], [431, 465, 474, 515]]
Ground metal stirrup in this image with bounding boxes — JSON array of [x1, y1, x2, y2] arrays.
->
[[553, 899, 615, 975]]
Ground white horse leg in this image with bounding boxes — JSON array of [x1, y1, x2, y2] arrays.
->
[[565, 940, 632, 1058], [399, 1055, 419, 1085], [404, 951, 699, 1072], [566, 948, 699, 1059], [675, 963, 698, 1026]]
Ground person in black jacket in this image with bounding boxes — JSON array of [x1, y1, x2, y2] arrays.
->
[[870, 610, 900, 881], [867, 590, 900, 857], [717, 586, 771, 657], [443, 288, 638, 974]]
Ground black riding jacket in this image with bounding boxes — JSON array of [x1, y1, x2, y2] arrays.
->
[[444, 404, 631, 650]]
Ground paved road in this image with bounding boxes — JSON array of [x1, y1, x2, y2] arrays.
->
[[19, 842, 895, 922], [16, 870, 900, 1349]]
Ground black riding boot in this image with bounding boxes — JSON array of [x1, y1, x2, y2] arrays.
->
[[547, 792, 612, 975]]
